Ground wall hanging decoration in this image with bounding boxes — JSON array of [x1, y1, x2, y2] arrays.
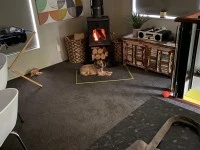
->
[[35, 0, 84, 25]]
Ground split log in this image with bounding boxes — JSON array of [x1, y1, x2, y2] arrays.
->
[[97, 48, 103, 54], [100, 53, 106, 60], [92, 48, 98, 54], [95, 54, 101, 60], [92, 54, 95, 60]]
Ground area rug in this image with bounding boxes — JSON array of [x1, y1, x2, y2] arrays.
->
[[76, 65, 134, 84], [88, 98, 200, 150]]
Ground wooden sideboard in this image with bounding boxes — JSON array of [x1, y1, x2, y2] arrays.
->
[[122, 34, 175, 76]]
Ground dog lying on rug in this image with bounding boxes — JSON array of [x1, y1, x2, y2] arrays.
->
[[80, 60, 112, 76]]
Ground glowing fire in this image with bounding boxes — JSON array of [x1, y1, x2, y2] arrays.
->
[[93, 30, 99, 41], [93, 28, 106, 41]]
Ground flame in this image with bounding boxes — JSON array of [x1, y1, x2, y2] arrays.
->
[[93, 30, 99, 41], [92, 28, 106, 41], [101, 29, 106, 39]]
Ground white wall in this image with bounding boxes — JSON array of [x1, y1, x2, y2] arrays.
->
[[104, 0, 133, 37], [142, 19, 179, 34], [7, 0, 90, 80], [104, 0, 179, 36]]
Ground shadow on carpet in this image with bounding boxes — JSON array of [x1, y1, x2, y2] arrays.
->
[[87, 98, 200, 150], [76, 65, 134, 84]]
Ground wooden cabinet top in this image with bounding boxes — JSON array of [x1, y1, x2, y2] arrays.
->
[[122, 34, 176, 49], [175, 11, 200, 24]]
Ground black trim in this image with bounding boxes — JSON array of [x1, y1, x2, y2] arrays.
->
[[175, 23, 192, 98], [188, 24, 200, 89]]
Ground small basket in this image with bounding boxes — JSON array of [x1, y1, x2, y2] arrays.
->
[[65, 35, 86, 63], [112, 39, 123, 63]]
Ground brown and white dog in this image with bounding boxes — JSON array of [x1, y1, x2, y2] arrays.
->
[[80, 60, 112, 76]]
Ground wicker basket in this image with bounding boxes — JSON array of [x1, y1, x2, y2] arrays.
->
[[65, 35, 86, 63], [112, 39, 123, 63]]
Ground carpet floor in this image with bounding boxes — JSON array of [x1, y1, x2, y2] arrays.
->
[[89, 98, 200, 150], [1, 62, 183, 150]]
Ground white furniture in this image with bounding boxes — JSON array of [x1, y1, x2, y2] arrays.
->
[[0, 53, 7, 90], [0, 53, 24, 123], [0, 88, 27, 150]]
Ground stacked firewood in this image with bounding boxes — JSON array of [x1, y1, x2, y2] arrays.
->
[[91, 47, 108, 61]]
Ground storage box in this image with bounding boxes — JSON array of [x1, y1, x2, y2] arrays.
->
[[65, 35, 86, 63], [112, 39, 123, 63]]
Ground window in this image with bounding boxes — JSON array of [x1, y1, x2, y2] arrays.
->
[[133, 0, 200, 19]]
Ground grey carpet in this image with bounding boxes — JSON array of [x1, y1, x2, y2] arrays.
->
[[1, 62, 180, 150], [88, 98, 200, 150], [76, 65, 133, 84]]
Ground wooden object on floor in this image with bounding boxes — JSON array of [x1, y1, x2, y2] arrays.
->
[[122, 34, 175, 76], [91, 46, 108, 61], [9, 32, 43, 88]]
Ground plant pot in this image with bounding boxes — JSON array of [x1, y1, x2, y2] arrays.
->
[[133, 28, 141, 37]]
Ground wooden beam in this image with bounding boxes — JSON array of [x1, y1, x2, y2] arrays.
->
[[8, 32, 43, 88], [11, 70, 43, 88]]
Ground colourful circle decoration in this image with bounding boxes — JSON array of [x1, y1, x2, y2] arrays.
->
[[57, 0, 66, 9], [48, 0, 65, 9], [50, 9, 67, 21], [66, 0, 83, 17], [36, 0, 47, 13], [38, 12, 49, 25]]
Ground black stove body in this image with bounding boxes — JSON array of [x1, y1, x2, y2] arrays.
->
[[87, 0, 111, 47]]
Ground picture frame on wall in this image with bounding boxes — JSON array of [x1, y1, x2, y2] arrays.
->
[[35, 0, 84, 25]]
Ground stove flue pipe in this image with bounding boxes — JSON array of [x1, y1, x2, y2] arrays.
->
[[90, 0, 104, 17]]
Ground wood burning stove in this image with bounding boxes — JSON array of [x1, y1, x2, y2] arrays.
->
[[87, 0, 112, 66], [87, 0, 111, 47], [87, 17, 111, 47]]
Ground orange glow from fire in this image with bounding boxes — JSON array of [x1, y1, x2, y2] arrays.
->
[[92, 28, 106, 41], [93, 30, 99, 41], [101, 29, 106, 38]]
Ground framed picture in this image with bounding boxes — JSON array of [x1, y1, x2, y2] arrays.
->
[[35, 0, 84, 25]]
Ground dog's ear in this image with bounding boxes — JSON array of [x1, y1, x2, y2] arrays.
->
[[99, 60, 106, 68]]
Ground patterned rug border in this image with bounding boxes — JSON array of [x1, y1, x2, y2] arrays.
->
[[75, 65, 134, 85]]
